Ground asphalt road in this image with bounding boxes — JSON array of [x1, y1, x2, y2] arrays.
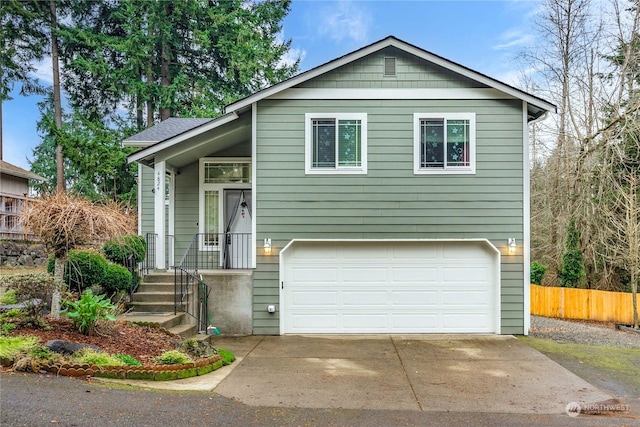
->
[[0, 372, 635, 427]]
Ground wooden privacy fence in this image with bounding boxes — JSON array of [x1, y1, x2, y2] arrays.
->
[[530, 284, 639, 324]]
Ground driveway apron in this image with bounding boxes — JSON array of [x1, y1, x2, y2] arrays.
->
[[211, 335, 612, 414]]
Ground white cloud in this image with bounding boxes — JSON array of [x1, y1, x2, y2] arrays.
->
[[317, 0, 372, 44], [493, 28, 534, 51], [30, 57, 54, 85]]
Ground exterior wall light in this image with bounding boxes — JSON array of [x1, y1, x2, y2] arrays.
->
[[508, 238, 516, 255], [264, 238, 272, 255]]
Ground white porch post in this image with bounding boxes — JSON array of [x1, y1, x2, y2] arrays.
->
[[154, 160, 166, 270]]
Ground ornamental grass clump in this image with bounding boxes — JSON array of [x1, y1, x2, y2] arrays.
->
[[153, 350, 194, 365]]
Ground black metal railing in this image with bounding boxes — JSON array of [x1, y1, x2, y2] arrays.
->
[[143, 233, 157, 275], [142, 233, 175, 275], [174, 267, 210, 333], [179, 233, 252, 271]]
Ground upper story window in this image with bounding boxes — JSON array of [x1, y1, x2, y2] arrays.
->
[[305, 113, 367, 174], [413, 113, 476, 175]]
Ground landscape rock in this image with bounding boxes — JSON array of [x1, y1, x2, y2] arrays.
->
[[45, 340, 101, 355]]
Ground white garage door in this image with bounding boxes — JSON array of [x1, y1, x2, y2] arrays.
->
[[281, 241, 499, 334]]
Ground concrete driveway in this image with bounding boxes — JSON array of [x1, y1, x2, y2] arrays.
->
[[206, 334, 611, 414]]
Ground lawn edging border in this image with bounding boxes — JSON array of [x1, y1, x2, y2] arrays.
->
[[38, 355, 223, 381]]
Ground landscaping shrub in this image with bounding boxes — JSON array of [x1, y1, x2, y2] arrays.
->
[[217, 348, 235, 366], [102, 235, 146, 266], [63, 289, 116, 336], [101, 263, 133, 293], [153, 350, 194, 365], [530, 261, 548, 285], [114, 353, 141, 366], [0, 290, 17, 306], [0, 272, 61, 324], [0, 336, 39, 364], [65, 250, 109, 292], [73, 348, 125, 366], [559, 219, 585, 288]]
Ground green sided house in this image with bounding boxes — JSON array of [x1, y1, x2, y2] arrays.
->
[[124, 36, 555, 336]]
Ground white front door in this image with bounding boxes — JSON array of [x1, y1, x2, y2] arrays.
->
[[225, 190, 252, 269]]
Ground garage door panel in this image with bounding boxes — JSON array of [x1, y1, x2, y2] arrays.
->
[[392, 268, 438, 283], [292, 291, 337, 306], [342, 314, 388, 330], [342, 267, 388, 283], [342, 246, 387, 260], [283, 241, 499, 334], [343, 291, 387, 306], [392, 314, 439, 329], [442, 290, 491, 306], [442, 267, 489, 283], [391, 244, 438, 260], [391, 291, 439, 306], [291, 266, 337, 283], [292, 314, 337, 330], [442, 313, 491, 330]]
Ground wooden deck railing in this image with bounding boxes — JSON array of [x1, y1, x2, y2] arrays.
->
[[530, 284, 639, 325]]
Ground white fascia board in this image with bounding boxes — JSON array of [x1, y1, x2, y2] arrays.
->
[[122, 141, 154, 148], [270, 88, 510, 100], [225, 37, 555, 116], [127, 112, 239, 164]]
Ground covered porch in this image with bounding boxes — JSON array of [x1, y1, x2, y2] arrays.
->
[[125, 111, 256, 272]]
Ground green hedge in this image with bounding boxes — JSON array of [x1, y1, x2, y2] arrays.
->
[[101, 263, 133, 293], [102, 235, 146, 266], [48, 250, 108, 292]]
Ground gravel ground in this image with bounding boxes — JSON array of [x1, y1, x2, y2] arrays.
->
[[530, 315, 640, 348]]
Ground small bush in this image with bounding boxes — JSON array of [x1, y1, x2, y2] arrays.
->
[[217, 348, 235, 366], [102, 235, 146, 266], [0, 290, 17, 305], [101, 263, 133, 293], [73, 348, 125, 366], [63, 290, 116, 336], [29, 346, 61, 365], [65, 250, 109, 292], [0, 336, 39, 361], [530, 261, 548, 285], [0, 272, 61, 323], [114, 353, 142, 366], [153, 350, 194, 365]]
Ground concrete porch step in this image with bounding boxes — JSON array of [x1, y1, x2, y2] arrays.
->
[[121, 312, 185, 330], [132, 291, 177, 303], [128, 301, 176, 313]]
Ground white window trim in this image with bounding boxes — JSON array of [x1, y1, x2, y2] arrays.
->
[[413, 112, 476, 175], [305, 113, 368, 175]]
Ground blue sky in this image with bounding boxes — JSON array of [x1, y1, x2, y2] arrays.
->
[[2, 0, 540, 170]]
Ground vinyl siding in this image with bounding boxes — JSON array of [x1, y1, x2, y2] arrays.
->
[[297, 47, 485, 90], [254, 94, 525, 335], [173, 161, 199, 266]]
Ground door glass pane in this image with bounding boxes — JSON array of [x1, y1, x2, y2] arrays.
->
[[447, 120, 470, 166], [421, 119, 444, 168], [338, 120, 361, 167], [204, 190, 219, 246], [312, 119, 336, 168]]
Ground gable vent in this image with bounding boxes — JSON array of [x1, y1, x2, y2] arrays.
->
[[384, 57, 396, 76]]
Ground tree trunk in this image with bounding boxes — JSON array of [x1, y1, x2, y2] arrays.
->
[[51, 256, 65, 319], [50, 0, 64, 192]]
